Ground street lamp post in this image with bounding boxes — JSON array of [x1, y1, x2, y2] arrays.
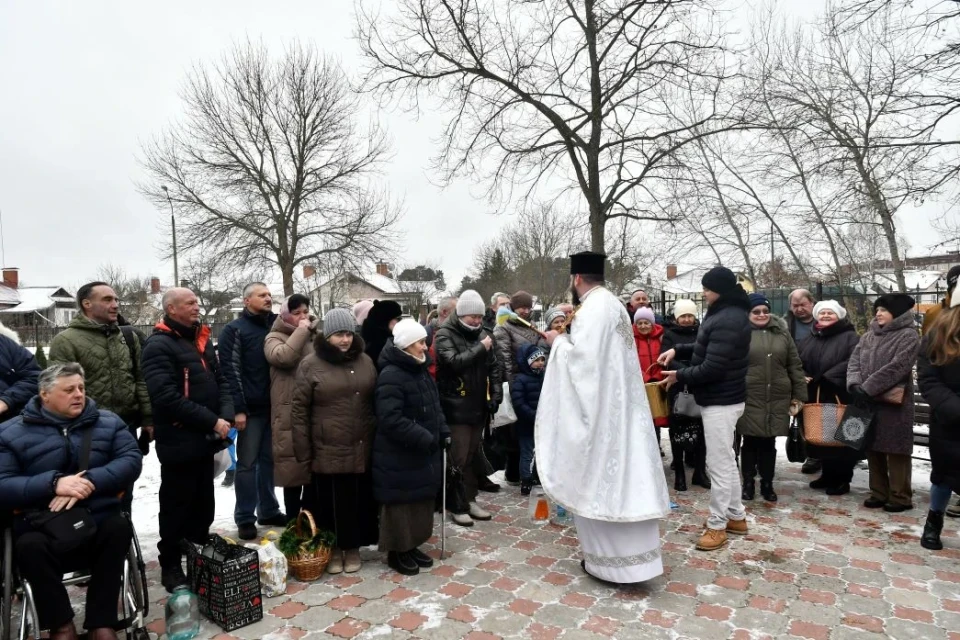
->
[[161, 186, 179, 286]]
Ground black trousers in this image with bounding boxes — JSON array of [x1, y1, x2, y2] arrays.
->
[[16, 513, 131, 631], [158, 457, 215, 570], [283, 486, 304, 518]]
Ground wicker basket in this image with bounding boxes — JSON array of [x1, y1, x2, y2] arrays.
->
[[285, 510, 332, 582]]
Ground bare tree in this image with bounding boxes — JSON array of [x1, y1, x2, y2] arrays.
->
[[752, 5, 952, 291], [357, 0, 743, 252], [177, 253, 258, 323], [93, 265, 161, 325], [139, 40, 401, 296]]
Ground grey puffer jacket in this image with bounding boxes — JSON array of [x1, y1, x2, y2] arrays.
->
[[493, 320, 545, 384], [847, 311, 921, 456], [736, 316, 807, 439]]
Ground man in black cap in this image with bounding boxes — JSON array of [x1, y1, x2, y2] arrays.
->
[[660, 266, 752, 552], [537, 252, 671, 584]]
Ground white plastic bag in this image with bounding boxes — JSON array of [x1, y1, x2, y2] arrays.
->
[[213, 448, 232, 479], [492, 382, 517, 429], [250, 538, 288, 597]]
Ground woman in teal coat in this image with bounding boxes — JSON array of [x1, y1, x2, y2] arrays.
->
[[737, 294, 807, 502]]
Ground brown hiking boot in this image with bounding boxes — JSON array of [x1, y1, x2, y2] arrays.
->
[[726, 518, 749, 536], [696, 528, 728, 551]]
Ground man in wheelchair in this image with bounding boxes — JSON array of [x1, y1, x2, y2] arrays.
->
[[0, 362, 143, 640]]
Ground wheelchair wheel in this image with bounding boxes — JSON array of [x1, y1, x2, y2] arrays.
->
[[2, 527, 12, 640]]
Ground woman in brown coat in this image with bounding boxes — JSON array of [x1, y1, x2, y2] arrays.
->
[[264, 294, 318, 518], [291, 308, 379, 574], [847, 293, 921, 513]]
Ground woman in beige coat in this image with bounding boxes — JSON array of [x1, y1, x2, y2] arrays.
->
[[264, 294, 318, 518]]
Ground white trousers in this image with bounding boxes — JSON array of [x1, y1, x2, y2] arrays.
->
[[701, 403, 746, 530]]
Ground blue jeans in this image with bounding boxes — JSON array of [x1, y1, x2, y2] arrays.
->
[[518, 435, 535, 482], [931, 483, 953, 512], [234, 412, 281, 525], [227, 427, 238, 471]]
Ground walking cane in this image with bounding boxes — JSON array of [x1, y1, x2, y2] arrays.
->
[[441, 447, 447, 561]]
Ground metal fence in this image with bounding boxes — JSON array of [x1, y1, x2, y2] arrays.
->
[[12, 323, 233, 349]]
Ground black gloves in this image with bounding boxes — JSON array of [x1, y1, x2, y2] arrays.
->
[[488, 401, 500, 416], [850, 385, 871, 405]]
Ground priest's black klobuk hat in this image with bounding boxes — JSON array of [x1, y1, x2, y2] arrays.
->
[[570, 251, 606, 276]]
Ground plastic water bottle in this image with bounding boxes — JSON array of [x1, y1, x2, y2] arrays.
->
[[552, 503, 574, 526], [165, 586, 200, 640]]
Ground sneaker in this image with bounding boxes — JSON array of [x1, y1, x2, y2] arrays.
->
[[451, 512, 474, 527], [468, 502, 492, 521], [726, 518, 749, 536], [343, 548, 362, 573], [947, 501, 960, 518], [409, 548, 434, 568], [863, 497, 886, 509], [237, 522, 257, 541], [696, 528, 728, 551], [327, 549, 343, 574], [388, 551, 419, 576], [220, 469, 235, 487], [477, 477, 502, 493], [257, 513, 289, 527], [161, 565, 188, 594], [801, 458, 822, 474], [825, 483, 850, 496], [883, 503, 914, 513]]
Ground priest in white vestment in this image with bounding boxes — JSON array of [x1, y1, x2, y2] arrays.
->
[[537, 251, 671, 584]]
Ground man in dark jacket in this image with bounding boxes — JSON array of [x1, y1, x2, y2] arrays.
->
[[218, 282, 285, 540], [661, 267, 752, 552], [0, 322, 40, 422], [435, 289, 503, 527], [0, 362, 141, 639], [49, 281, 153, 514], [142, 287, 234, 593], [785, 288, 822, 475]]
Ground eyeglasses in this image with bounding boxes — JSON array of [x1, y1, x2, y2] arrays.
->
[[751, 309, 770, 316]]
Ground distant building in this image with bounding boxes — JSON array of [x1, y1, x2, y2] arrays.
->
[[308, 263, 448, 320], [661, 264, 755, 296], [0, 268, 76, 327]]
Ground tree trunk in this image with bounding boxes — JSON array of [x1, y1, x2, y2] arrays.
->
[[853, 156, 907, 292]]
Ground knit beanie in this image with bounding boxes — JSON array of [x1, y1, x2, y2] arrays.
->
[[457, 290, 486, 317], [545, 307, 566, 326], [748, 293, 771, 310], [323, 308, 356, 337], [948, 265, 960, 293], [813, 300, 847, 321], [874, 293, 915, 319], [526, 347, 547, 368], [633, 307, 656, 324], [673, 299, 698, 319], [510, 291, 534, 311], [701, 266, 738, 296], [392, 318, 428, 350], [352, 300, 374, 326]]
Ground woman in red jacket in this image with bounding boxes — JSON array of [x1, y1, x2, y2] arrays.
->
[[634, 308, 668, 442]]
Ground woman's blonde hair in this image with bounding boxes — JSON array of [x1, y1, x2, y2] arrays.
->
[[927, 306, 960, 366]]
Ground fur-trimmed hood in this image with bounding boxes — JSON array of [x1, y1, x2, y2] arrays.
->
[[0, 322, 20, 345]]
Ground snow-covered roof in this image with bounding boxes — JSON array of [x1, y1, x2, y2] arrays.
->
[[318, 271, 450, 306], [844, 269, 946, 294], [0, 284, 19, 306], [663, 268, 752, 296], [0, 287, 73, 315]]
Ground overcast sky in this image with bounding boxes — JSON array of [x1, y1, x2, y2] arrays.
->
[[0, 0, 943, 294]]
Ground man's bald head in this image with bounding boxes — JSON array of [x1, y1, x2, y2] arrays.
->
[[162, 287, 201, 325], [789, 289, 815, 322]]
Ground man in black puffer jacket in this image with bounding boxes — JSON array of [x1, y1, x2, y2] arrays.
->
[[661, 267, 751, 552], [434, 290, 503, 527], [141, 287, 234, 593]]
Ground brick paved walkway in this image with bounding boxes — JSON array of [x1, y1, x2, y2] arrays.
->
[[133, 456, 959, 640]]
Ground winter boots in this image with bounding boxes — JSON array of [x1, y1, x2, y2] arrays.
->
[[921, 510, 945, 551], [741, 445, 777, 502]]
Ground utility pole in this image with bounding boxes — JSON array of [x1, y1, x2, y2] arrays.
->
[[161, 186, 179, 286]]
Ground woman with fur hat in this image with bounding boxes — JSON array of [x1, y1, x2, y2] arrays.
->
[[374, 319, 451, 574], [661, 299, 709, 491], [917, 294, 960, 550], [291, 308, 379, 574], [361, 299, 404, 368], [737, 294, 807, 502], [847, 294, 921, 512]]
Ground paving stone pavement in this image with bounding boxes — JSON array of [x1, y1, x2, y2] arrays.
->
[[129, 456, 959, 639]]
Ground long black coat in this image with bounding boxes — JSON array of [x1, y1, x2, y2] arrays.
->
[[797, 319, 861, 460], [373, 342, 450, 505], [917, 340, 960, 491], [141, 318, 234, 463], [675, 293, 752, 407], [434, 314, 503, 426]]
